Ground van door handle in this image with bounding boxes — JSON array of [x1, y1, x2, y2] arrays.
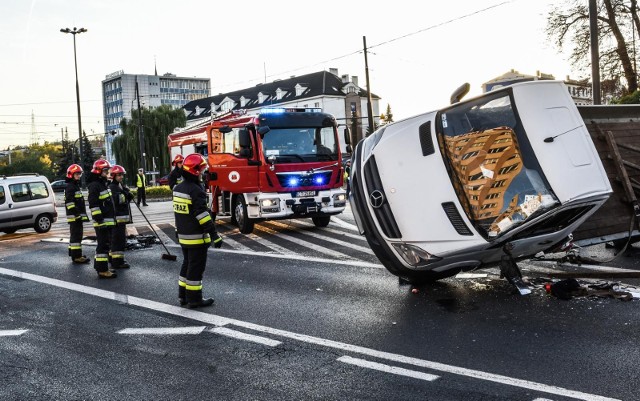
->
[[8, 204, 12, 209]]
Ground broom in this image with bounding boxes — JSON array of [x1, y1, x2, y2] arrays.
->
[[132, 202, 177, 261]]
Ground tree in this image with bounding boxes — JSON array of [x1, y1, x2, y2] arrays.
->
[[380, 104, 394, 126], [0, 142, 61, 181], [55, 138, 74, 179], [80, 131, 95, 174], [113, 105, 186, 183], [546, 0, 639, 95]]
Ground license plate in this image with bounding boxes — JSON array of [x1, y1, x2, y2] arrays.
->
[[296, 190, 316, 197]]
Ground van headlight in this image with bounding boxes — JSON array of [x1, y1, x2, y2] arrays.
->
[[391, 243, 442, 267]]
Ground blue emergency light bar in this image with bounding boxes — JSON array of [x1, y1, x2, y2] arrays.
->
[[260, 107, 322, 114]]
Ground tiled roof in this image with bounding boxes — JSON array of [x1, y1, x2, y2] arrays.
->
[[183, 70, 379, 120]]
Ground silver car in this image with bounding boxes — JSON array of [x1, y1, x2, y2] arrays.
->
[[0, 174, 58, 234]]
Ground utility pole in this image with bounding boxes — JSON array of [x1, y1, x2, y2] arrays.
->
[[589, 0, 601, 104], [363, 36, 375, 136], [135, 77, 146, 172]]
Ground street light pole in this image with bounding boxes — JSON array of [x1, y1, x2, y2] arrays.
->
[[60, 27, 87, 169]]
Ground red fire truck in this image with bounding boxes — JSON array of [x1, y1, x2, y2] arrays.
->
[[168, 108, 349, 234]]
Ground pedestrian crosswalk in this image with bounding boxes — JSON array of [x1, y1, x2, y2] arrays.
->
[[4, 203, 379, 266]]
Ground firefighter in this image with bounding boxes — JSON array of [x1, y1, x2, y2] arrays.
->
[[108, 165, 133, 269], [168, 154, 184, 190], [136, 168, 148, 206], [64, 164, 90, 264], [173, 153, 222, 308], [88, 159, 117, 279]]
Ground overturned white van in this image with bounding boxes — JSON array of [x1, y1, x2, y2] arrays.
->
[[349, 81, 612, 289]]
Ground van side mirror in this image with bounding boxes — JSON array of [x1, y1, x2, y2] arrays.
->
[[219, 125, 232, 134], [450, 82, 470, 104], [343, 127, 351, 145], [346, 144, 352, 154], [239, 148, 251, 158]]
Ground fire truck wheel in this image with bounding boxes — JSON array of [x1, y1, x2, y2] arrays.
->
[[312, 216, 331, 227], [234, 196, 255, 234]]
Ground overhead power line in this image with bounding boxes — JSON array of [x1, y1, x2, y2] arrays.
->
[[211, 1, 514, 91]]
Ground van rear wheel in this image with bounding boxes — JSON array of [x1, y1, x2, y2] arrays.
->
[[34, 214, 52, 233], [234, 196, 254, 234]]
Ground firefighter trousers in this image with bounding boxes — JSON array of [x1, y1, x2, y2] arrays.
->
[[110, 224, 127, 266], [178, 246, 209, 303], [94, 226, 112, 273], [68, 220, 84, 259]]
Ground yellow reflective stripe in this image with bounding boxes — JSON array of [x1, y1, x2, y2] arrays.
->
[[172, 197, 192, 205], [99, 193, 111, 200], [67, 216, 78, 222], [75, 193, 83, 198], [178, 280, 186, 288], [91, 210, 102, 215], [185, 284, 203, 291], [68, 246, 82, 250], [179, 238, 206, 245], [66, 203, 75, 209], [95, 257, 109, 262], [198, 215, 212, 225], [213, 236, 222, 244], [110, 254, 124, 259]]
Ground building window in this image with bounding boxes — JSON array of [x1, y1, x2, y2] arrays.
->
[[258, 92, 266, 104]]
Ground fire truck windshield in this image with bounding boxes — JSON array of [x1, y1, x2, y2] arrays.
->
[[437, 92, 558, 239], [262, 127, 338, 162]]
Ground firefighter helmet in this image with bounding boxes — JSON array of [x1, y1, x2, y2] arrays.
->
[[172, 154, 184, 166], [66, 164, 83, 179], [182, 153, 208, 177], [91, 159, 112, 174], [110, 165, 126, 175]]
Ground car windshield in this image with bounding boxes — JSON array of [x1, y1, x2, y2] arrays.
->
[[262, 127, 338, 162], [437, 92, 558, 239]]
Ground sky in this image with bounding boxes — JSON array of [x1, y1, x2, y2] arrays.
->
[[0, 0, 577, 151]]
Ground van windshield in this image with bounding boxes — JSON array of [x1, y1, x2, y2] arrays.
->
[[437, 92, 558, 239], [262, 127, 338, 162]]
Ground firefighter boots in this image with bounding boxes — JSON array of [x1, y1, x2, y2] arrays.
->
[[72, 256, 91, 264], [97, 270, 118, 279], [186, 298, 214, 309]]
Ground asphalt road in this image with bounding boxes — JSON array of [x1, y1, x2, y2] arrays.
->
[[1, 200, 639, 401]]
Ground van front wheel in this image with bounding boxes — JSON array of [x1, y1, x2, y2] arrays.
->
[[34, 214, 52, 233]]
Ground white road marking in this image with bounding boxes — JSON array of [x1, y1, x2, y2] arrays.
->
[[209, 327, 281, 347], [330, 216, 359, 231], [218, 222, 291, 254], [338, 356, 439, 382], [0, 267, 619, 401], [203, 246, 383, 269], [0, 329, 29, 337], [292, 219, 369, 242], [532, 398, 555, 401], [253, 223, 357, 260], [117, 326, 206, 335], [265, 220, 373, 254]]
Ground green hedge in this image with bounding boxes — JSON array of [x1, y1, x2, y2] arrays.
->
[[131, 185, 172, 199]]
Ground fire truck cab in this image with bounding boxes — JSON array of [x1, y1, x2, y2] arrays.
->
[[205, 108, 348, 233]]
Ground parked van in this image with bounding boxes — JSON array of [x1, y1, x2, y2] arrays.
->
[[349, 81, 612, 285], [0, 174, 58, 234]]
